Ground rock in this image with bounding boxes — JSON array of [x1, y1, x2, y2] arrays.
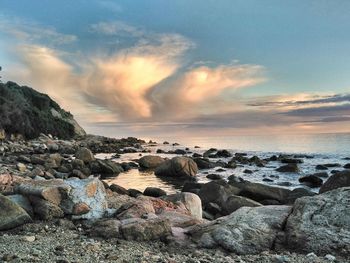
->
[[203, 148, 217, 157], [91, 160, 124, 176], [174, 149, 186, 155], [299, 175, 323, 188], [15, 179, 71, 205], [0, 194, 32, 230], [182, 182, 202, 194], [90, 219, 122, 238], [198, 181, 240, 208], [243, 169, 253, 174], [285, 188, 316, 204], [280, 187, 350, 256], [139, 155, 165, 169], [206, 174, 223, 180], [344, 163, 350, 169], [128, 188, 143, 197], [75, 147, 95, 163], [121, 218, 172, 241], [222, 195, 262, 215], [324, 254, 336, 261], [16, 163, 26, 172], [144, 187, 167, 197], [162, 192, 202, 220], [190, 205, 292, 254], [319, 170, 350, 194], [22, 235, 36, 242], [155, 156, 198, 178], [316, 164, 328, 170], [8, 194, 33, 216], [229, 180, 291, 204], [29, 196, 64, 220], [216, 150, 232, 158], [312, 172, 328, 178], [61, 178, 108, 219], [276, 164, 299, 173], [109, 184, 128, 195], [281, 158, 303, 164], [193, 158, 216, 169], [0, 174, 29, 195], [116, 197, 155, 220]]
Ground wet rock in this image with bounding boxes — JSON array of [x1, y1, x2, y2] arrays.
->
[[206, 174, 223, 180], [243, 169, 253, 174], [193, 158, 216, 169], [344, 163, 350, 169], [144, 187, 167, 197], [128, 188, 143, 198], [174, 149, 186, 155], [216, 150, 232, 158], [280, 187, 350, 256], [139, 155, 165, 169], [316, 165, 328, 170], [281, 158, 303, 164], [0, 193, 32, 230], [299, 175, 323, 188], [91, 160, 124, 177], [312, 172, 328, 178], [276, 164, 299, 173], [190, 205, 292, 254], [182, 182, 202, 194], [319, 170, 350, 194], [155, 156, 198, 178], [109, 184, 128, 195], [203, 148, 217, 157]]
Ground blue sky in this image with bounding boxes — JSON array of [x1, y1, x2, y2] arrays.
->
[[0, 0, 349, 136]]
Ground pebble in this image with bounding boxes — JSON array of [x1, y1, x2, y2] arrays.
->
[[306, 252, 317, 259], [324, 254, 336, 261], [274, 255, 290, 262], [22, 235, 36, 242]]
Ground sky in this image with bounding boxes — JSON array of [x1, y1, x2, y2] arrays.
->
[[0, 0, 349, 138]]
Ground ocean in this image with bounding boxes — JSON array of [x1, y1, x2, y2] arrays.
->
[[102, 133, 350, 194]]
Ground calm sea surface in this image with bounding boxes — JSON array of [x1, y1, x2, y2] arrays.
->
[[102, 133, 350, 194]]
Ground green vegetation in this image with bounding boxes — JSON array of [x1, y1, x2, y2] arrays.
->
[[0, 81, 76, 139]]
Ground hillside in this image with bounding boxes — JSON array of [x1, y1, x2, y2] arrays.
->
[[0, 81, 86, 139]]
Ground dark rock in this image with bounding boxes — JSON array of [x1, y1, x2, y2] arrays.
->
[[139, 155, 165, 169], [276, 164, 299, 173], [285, 188, 316, 204], [222, 195, 262, 215], [206, 174, 223, 180], [243, 169, 253, 174], [90, 219, 121, 239], [128, 189, 143, 198], [155, 156, 198, 178], [143, 187, 167, 197], [299, 175, 323, 188], [319, 170, 350, 193], [109, 184, 128, 195], [344, 163, 350, 169], [182, 182, 203, 193], [203, 148, 217, 157], [216, 150, 232, 158], [316, 164, 328, 170], [174, 149, 186, 155], [281, 158, 303, 164], [0, 193, 32, 230]]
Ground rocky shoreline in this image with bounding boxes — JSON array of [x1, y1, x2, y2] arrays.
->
[[0, 134, 349, 263]]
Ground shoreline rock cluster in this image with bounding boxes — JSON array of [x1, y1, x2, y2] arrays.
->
[[0, 135, 349, 262]]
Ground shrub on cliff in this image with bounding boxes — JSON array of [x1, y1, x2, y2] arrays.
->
[[0, 81, 84, 139]]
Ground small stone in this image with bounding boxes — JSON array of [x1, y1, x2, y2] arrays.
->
[[274, 255, 290, 262], [306, 252, 317, 259], [324, 254, 336, 261], [22, 235, 36, 242]]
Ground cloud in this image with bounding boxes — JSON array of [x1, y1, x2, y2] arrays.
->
[[90, 21, 143, 37]]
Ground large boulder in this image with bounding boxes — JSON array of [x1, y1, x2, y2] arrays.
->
[[0, 194, 32, 230], [15, 178, 108, 220], [280, 187, 350, 256], [155, 157, 198, 178], [276, 164, 299, 173], [0, 174, 29, 195], [90, 160, 124, 177], [139, 155, 165, 169], [189, 205, 292, 254], [75, 147, 95, 163], [319, 170, 350, 193]]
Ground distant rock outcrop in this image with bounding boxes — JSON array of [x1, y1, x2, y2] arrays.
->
[[0, 81, 85, 139]]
